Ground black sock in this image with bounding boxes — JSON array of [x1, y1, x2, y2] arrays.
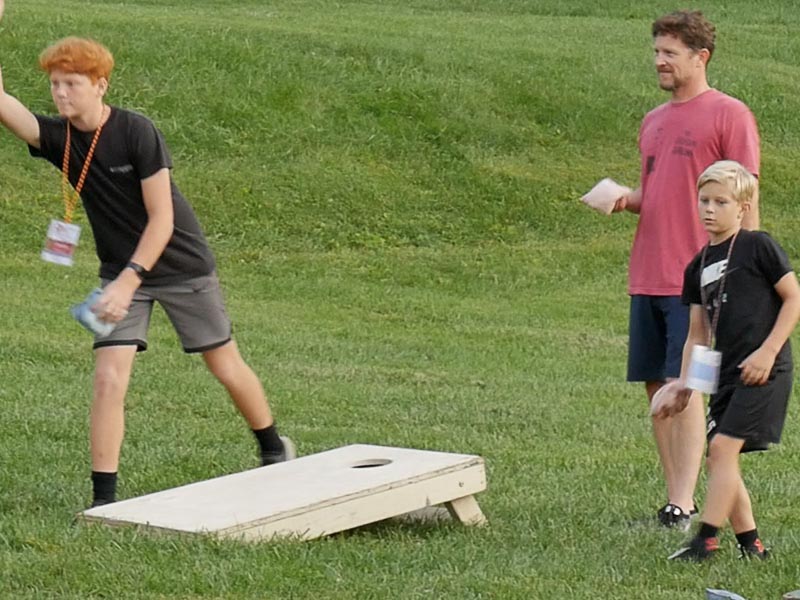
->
[[697, 522, 719, 540], [91, 471, 117, 506], [736, 529, 759, 548], [252, 424, 283, 454]]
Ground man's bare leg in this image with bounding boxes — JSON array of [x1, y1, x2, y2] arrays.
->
[[648, 382, 704, 520]]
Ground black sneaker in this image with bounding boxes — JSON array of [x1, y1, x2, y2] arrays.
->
[[658, 503, 692, 531], [261, 435, 297, 466], [668, 536, 719, 561], [89, 498, 115, 509], [738, 538, 769, 560]]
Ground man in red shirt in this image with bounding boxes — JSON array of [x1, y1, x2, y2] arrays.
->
[[614, 10, 760, 528]]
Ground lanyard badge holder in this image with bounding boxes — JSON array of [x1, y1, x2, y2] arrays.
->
[[686, 345, 722, 394], [686, 233, 738, 394], [42, 107, 108, 267]]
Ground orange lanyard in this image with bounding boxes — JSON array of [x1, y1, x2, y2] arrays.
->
[[61, 105, 109, 223]]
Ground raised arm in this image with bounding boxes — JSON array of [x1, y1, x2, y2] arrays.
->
[[0, 66, 41, 148]]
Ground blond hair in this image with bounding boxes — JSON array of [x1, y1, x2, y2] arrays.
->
[[697, 160, 756, 205]]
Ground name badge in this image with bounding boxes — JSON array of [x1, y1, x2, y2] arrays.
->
[[686, 344, 721, 394], [42, 219, 81, 266]]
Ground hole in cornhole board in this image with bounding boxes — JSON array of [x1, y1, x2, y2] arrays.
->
[[350, 458, 393, 469]]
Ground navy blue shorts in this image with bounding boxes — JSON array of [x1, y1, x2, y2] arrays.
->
[[627, 295, 689, 382]]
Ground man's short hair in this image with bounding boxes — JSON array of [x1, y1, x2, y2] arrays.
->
[[697, 160, 757, 205], [39, 37, 114, 83], [652, 10, 716, 62]]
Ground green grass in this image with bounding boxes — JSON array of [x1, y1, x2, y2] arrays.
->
[[2, 1, 800, 598]]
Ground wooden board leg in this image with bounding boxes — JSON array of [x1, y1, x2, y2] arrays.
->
[[445, 495, 487, 526]]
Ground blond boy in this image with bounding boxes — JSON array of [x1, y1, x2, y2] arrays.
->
[[658, 161, 800, 560]]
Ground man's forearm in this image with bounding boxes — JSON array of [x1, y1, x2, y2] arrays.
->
[[625, 187, 643, 214]]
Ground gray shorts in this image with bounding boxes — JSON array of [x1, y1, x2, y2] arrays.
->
[[94, 272, 232, 354]]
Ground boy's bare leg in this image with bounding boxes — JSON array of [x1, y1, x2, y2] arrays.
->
[[202, 341, 273, 429], [701, 433, 746, 526], [91, 345, 137, 472], [729, 475, 757, 534]]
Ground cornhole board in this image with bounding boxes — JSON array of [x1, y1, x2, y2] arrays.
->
[[78, 444, 487, 541]]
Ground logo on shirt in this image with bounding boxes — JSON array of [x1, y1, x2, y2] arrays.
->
[[672, 130, 697, 158], [701, 260, 738, 308], [701, 259, 728, 287], [109, 164, 134, 174]]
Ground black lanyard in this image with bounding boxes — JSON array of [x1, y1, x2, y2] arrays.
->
[[699, 231, 738, 348]]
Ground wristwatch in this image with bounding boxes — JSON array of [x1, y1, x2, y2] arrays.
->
[[126, 261, 148, 280]]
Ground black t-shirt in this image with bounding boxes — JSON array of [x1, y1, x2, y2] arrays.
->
[[682, 229, 793, 384], [30, 107, 216, 283]]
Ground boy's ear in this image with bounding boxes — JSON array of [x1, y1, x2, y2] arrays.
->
[[97, 77, 109, 96], [740, 200, 752, 216]]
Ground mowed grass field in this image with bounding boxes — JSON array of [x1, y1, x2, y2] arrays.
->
[[1, 1, 800, 598]]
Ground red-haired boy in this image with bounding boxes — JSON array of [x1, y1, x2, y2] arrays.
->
[[0, 37, 295, 507]]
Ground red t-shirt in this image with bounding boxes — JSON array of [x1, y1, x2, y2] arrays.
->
[[629, 89, 760, 295]]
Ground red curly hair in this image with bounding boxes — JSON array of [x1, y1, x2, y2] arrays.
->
[[39, 37, 114, 82]]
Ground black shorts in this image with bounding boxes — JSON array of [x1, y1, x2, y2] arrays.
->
[[707, 369, 792, 453]]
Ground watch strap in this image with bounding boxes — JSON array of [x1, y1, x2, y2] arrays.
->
[[126, 261, 148, 279]]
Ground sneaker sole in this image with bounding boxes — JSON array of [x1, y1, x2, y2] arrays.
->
[[279, 435, 297, 461], [668, 547, 691, 560]]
